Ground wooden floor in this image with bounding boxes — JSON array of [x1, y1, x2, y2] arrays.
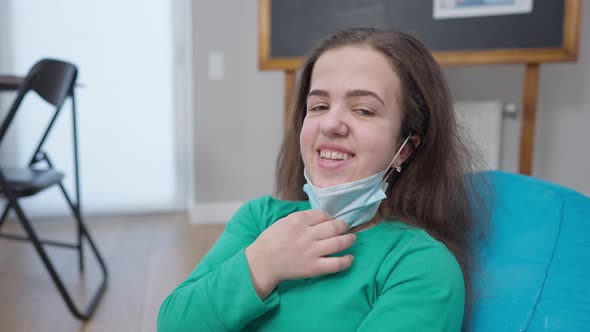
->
[[0, 213, 225, 332]]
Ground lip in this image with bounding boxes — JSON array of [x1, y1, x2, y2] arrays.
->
[[316, 143, 355, 156], [315, 143, 356, 170]]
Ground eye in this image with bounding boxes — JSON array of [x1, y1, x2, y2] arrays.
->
[[354, 108, 374, 116], [309, 104, 329, 112]]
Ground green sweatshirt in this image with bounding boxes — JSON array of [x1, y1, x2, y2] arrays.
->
[[158, 196, 465, 331]]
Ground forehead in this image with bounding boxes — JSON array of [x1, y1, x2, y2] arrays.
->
[[310, 45, 400, 101]]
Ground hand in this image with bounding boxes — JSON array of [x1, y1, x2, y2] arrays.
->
[[245, 210, 356, 299]]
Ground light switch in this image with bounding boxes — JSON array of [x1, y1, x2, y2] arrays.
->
[[208, 52, 224, 80]]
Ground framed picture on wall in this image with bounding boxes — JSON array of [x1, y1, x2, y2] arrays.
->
[[433, 0, 534, 20]]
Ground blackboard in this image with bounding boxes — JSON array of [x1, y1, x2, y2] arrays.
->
[[259, 0, 581, 69]]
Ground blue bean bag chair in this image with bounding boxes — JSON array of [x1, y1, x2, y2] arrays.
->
[[468, 171, 590, 331]]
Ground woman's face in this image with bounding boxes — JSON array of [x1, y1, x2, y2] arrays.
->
[[300, 45, 406, 188]]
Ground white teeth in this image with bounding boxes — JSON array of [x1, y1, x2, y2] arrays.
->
[[319, 149, 353, 160]]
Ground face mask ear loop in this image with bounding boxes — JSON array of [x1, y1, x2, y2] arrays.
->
[[382, 135, 412, 184]]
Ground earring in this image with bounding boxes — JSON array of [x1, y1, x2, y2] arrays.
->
[[395, 165, 402, 173]]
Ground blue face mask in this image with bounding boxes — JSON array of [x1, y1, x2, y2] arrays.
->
[[303, 135, 412, 229]]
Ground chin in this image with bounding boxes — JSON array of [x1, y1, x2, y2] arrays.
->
[[312, 175, 350, 188]]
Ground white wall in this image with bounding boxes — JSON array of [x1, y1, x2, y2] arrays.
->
[[1, 0, 183, 218], [190, 2, 590, 224]]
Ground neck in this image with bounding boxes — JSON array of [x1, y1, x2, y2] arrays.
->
[[349, 215, 381, 233]]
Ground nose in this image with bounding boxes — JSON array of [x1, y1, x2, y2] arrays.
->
[[319, 105, 349, 137]]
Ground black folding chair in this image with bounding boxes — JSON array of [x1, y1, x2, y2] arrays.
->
[[0, 59, 108, 320]]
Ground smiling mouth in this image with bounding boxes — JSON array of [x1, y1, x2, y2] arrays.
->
[[318, 149, 356, 162]]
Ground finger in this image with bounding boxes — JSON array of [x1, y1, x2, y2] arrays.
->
[[302, 209, 334, 226], [314, 233, 356, 256], [309, 219, 349, 240], [314, 255, 354, 275]]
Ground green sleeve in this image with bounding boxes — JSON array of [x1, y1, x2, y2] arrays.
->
[[356, 235, 465, 332], [157, 197, 280, 332]]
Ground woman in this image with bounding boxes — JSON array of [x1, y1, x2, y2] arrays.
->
[[158, 27, 486, 331]]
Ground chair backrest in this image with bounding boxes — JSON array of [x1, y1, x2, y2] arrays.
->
[[0, 58, 78, 152], [27, 59, 78, 108]]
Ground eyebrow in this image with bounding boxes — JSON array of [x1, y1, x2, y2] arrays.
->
[[307, 89, 385, 106]]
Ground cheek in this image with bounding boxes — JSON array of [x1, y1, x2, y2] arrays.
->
[[299, 120, 316, 164], [359, 128, 398, 169]]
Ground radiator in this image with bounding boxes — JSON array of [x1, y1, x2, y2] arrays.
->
[[454, 100, 505, 170]]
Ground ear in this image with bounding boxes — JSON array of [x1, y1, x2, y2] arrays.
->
[[397, 134, 421, 165]]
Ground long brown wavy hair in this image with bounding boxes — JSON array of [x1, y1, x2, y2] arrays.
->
[[275, 28, 489, 324]]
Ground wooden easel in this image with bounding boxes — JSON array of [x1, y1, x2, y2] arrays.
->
[[260, 0, 582, 175], [519, 64, 540, 175]]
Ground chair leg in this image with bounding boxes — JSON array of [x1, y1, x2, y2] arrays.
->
[[58, 183, 85, 272], [41, 154, 86, 273], [78, 212, 84, 273], [0, 204, 10, 229], [3, 193, 108, 321]]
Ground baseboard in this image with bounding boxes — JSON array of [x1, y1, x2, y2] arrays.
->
[[189, 201, 245, 225]]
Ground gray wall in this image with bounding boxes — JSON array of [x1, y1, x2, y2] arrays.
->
[[444, 2, 590, 196], [0, 1, 12, 71], [0, 0, 15, 163], [192, 1, 284, 203], [192, 2, 590, 207]]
